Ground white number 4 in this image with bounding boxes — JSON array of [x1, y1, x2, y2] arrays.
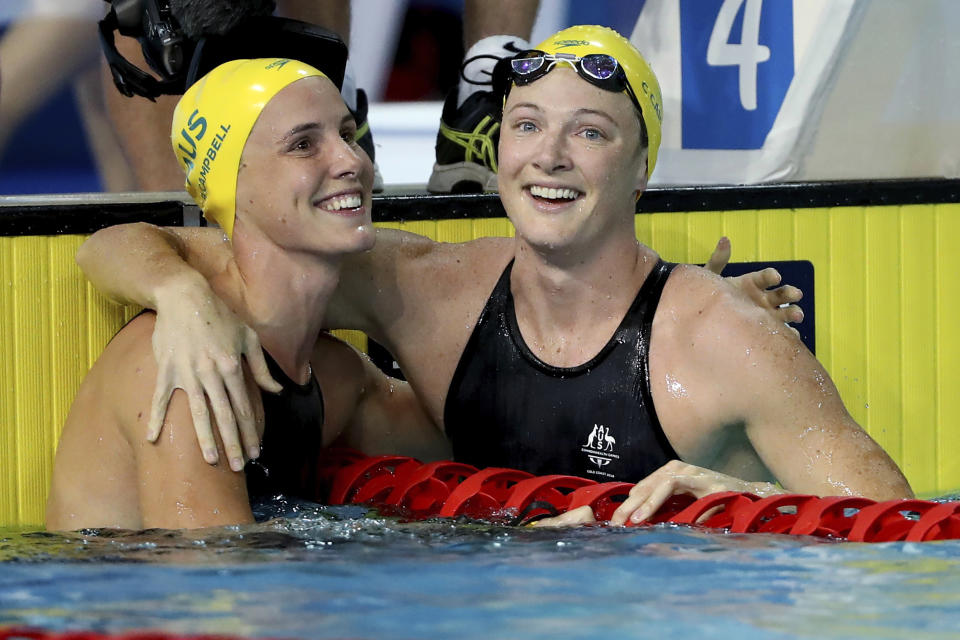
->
[[706, 0, 771, 111]]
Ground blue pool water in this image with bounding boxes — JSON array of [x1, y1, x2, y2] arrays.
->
[[3, 500, 960, 639]]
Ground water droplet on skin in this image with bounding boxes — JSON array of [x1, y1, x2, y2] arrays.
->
[[665, 374, 688, 399]]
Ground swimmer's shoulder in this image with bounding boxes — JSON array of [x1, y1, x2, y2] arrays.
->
[[98, 311, 160, 369], [368, 227, 510, 266], [350, 230, 510, 300], [417, 235, 512, 277], [77, 311, 163, 430], [660, 264, 768, 330], [656, 264, 803, 375]]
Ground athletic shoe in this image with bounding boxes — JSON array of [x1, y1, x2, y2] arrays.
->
[[352, 88, 384, 192], [426, 89, 500, 193]]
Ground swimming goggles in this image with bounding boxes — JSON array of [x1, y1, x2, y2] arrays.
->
[[493, 50, 643, 115]]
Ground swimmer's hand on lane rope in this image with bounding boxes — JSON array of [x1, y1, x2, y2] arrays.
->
[[532, 460, 784, 528], [608, 461, 783, 526], [148, 274, 282, 472], [706, 237, 804, 332]]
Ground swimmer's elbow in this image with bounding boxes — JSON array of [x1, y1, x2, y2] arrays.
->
[[77, 222, 159, 272], [75, 225, 117, 272]]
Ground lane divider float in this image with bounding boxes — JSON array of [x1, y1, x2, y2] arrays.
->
[[318, 449, 960, 542]]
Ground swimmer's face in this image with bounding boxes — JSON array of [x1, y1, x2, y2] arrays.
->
[[497, 68, 647, 254], [235, 75, 375, 255]]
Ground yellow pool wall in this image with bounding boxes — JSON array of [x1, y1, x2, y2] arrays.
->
[[2, 201, 958, 527]]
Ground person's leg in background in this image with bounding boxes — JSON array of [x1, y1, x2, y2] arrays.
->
[[99, 34, 183, 191], [102, 0, 355, 192], [73, 65, 137, 191], [426, 0, 539, 193]]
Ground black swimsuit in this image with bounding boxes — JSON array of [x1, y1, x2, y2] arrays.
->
[[245, 353, 325, 500], [444, 259, 679, 482]]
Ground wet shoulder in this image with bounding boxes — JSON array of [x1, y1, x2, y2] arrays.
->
[[658, 263, 803, 369], [99, 311, 160, 372], [660, 264, 767, 331], [394, 234, 513, 304], [80, 311, 162, 430]]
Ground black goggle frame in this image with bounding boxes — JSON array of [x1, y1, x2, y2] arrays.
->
[[493, 50, 644, 119]]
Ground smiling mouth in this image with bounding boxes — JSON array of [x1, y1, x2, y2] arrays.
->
[[527, 185, 583, 204], [315, 192, 363, 213]]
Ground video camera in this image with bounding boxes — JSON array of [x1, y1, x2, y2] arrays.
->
[[98, 0, 349, 100]]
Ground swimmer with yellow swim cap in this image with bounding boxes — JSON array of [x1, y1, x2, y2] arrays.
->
[[494, 25, 663, 178], [171, 57, 374, 243], [48, 58, 449, 531], [78, 27, 911, 531]]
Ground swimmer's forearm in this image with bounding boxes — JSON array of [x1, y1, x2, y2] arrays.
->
[[77, 222, 201, 308]]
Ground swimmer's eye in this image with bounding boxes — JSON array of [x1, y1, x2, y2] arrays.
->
[[578, 127, 606, 142], [516, 120, 539, 133], [289, 137, 314, 152], [340, 127, 357, 144]]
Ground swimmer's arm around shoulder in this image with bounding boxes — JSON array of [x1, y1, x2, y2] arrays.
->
[[55, 312, 254, 529], [78, 222, 280, 466], [77, 223, 228, 307]]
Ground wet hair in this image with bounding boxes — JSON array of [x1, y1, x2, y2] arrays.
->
[[170, 0, 277, 38]]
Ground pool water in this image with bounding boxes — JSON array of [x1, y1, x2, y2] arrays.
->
[[2, 499, 960, 639]]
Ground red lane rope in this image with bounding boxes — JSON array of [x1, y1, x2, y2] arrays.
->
[[318, 449, 960, 542]]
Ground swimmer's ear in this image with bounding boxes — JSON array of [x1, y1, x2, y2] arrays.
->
[[634, 148, 649, 200]]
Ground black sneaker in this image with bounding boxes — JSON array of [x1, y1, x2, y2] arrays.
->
[[426, 89, 500, 193], [352, 88, 384, 192]]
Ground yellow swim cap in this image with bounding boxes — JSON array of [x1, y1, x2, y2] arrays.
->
[[536, 26, 663, 178], [171, 58, 328, 238]]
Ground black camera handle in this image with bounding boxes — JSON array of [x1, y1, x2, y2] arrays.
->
[[98, 7, 349, 101], [98, 9, 186, 100]]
